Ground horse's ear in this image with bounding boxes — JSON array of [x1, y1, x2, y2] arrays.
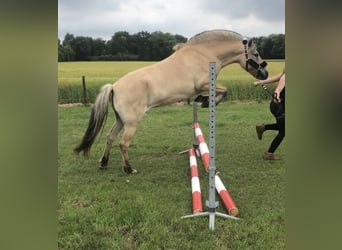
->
[[248, 39, 253, 47]]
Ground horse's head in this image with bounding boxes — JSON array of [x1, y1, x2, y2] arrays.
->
[[241, 38, 268, 80]]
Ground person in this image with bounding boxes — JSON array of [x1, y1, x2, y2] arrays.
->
[[254, 69, 285, 160]]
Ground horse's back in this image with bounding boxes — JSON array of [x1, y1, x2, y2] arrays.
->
[[112, 46, 215, 110]]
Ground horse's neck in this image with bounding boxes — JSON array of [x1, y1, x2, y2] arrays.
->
[[202, 41, 243, 68]]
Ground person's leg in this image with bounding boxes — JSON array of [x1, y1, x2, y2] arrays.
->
[[256, 100, 281, 140], [265, 124, 278, 130], [264, 117, 285, 160], [255, 123, 278, 140]]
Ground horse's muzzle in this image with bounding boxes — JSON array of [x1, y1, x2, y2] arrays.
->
[[257, 68, 268, 80], [247, 59, 268, 80]]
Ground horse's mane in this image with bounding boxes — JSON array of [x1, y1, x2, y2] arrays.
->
[[173, 30, 243, 51], [188, 30, 243, 44]]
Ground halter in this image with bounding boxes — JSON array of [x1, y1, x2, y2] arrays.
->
[[242, 38, 268, 79]]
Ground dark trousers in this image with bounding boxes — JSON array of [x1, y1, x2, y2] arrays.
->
[[266, 100, 285, 153], [265, 116, 285, 153]]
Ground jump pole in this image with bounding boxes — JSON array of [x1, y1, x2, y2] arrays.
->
[[215, 173, 239, 216], [182, 62, 240, 230], [189, 147, 203, 213], [193, 122, 210, 171]]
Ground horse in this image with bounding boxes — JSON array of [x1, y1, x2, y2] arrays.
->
[[74, 29, 268, 174]]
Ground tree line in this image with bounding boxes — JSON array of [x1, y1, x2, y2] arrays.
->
[[58, 31, 284, 62]]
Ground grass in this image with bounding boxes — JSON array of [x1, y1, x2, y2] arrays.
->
[[58, 101, 285, 249], [58, 62, 153, 87], [58, 60, 285, 103]]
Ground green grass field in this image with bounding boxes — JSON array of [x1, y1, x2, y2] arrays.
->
[[58, 101, 285, 249], [58, 60, 285, 104]]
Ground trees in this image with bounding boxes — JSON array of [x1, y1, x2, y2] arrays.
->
[[58, 36, 75, 61], [149, 31, 177, 60], [132, 31, 151, 60], [58, 31, 285, 61], [253, 34, 285, 59], [70, 36, 92, 61], [107, 31, 130, 59], [270, 34, 285, 59], [90, 38, 107, 58]]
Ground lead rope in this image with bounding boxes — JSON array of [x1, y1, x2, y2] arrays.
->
[[261, 84, 279, 102]]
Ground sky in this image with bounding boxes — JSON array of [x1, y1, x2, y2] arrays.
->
[[58, 0, 285, 41]]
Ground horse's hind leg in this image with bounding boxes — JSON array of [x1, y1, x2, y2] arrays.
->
[[99, 119, 123, 169], [119, 123, 138, 174]]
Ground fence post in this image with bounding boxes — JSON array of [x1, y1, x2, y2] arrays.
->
[[82, 76, 87, 106]]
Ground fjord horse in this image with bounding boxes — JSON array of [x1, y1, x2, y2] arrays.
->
[[74, 30, 268, 174]]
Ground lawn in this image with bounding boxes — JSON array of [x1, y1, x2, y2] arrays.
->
[[58, 101, 285, 249]]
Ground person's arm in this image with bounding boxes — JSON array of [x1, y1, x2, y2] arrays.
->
[[254, 71, 284, 86]]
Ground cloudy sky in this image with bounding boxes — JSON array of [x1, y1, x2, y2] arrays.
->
[[58, 0, 285, 41]]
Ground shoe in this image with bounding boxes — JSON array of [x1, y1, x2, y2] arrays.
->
[[256, 124, 265, 140], [263, 152, 281, 160]]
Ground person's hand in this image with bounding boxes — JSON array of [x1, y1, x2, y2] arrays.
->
[[273, 92, 281, 103]]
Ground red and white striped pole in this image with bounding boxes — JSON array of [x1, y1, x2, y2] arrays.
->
[[189, 147, 203, 213], [215, 173, 239, 216], [193, 122, 210, 171]]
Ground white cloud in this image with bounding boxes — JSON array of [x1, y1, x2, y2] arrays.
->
[[229, 14, 285, 37], [58, 0, 285, 40]]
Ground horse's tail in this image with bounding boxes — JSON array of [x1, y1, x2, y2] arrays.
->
[[74, 84, 114, 157]]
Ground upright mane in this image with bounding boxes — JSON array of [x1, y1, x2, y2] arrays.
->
[[187, 30, 243, 45]]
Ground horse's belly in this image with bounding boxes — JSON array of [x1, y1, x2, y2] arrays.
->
[[149, 93, 190, 108]]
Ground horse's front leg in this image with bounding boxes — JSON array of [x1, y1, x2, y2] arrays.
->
[[214, 84, 227, 105], [119, 123, 138, 174], [196, 84, 227, 107]]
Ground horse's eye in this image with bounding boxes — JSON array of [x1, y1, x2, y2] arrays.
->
[[254, 53, 259, 57]]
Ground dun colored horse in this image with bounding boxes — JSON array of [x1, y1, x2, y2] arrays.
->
[[74, 30, 268, 174]]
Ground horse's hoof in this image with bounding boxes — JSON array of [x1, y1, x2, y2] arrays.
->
[[201, 100, 209, 108], [123, 166, 138, 174], [126, 169, 138, 174], [194, 95, 204, 102], [99, 157, 108, 169]]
